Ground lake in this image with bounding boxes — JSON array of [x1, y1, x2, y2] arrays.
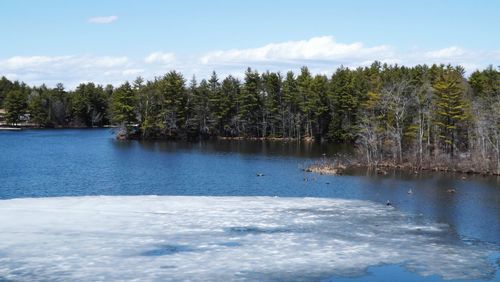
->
[[0, 129, 498, 281]]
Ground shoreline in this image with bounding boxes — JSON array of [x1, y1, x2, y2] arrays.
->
[[217, 136, 315, 142], [0, 125, 118, 130], [3, 126, 499, 178], [305, 160, 500, 177]]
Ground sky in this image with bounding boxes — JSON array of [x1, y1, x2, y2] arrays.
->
[[0, 0, 499, 88]]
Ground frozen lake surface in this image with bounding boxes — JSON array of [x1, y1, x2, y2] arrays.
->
[[0, 196, 497, 281]]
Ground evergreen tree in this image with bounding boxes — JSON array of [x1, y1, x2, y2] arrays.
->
[[311, 74, 330, 139], [71, 83, 108, 127], [159, 71, 186, 137], [327, 67, 359, 142], [219, 75, 240, 136], [261, 71, 282, 137], [208, 71, 223, 135], [50, 83, 71, 126], [297, 67, 315, 138], [282, 71, 299, 138], [0, 76, 16, 107], [432, 67, 470, 157], [238, 68, 261, 136], [4, 90, 28, 125], [194, 79, 213, 137], [181, 76, 198, 138], [469, 65, 500, 98], [28, 88, 50, 127], [137, 80, 163, 138], [110, 82, 137, 125]]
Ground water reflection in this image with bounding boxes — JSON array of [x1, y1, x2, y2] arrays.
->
[[134, 138, 353, 159]]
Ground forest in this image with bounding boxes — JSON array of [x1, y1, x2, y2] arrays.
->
[[1, 62, 499, 173]]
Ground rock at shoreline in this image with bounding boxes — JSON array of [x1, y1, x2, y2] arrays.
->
[[116, 132, 127, 141], [376, 169, 388, 175], [305, 163, 345, 175]]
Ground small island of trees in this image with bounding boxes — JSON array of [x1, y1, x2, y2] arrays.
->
[[1, 62, 499, 174]]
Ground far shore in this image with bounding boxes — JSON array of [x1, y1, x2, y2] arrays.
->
[[4, 125, 499, 178], [0, 124, 118, 130], [217, 136, 315, 142], [305, 160, 500, 177]]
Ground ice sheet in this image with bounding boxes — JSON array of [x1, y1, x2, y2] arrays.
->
[[0, 196, 496, 281]]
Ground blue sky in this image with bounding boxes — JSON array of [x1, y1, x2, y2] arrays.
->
[[0, 0, 499, 88]]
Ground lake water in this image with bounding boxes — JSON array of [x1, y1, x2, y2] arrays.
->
[[0, 129, 499, 281]]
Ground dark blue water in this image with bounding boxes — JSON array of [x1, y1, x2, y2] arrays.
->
[[1, 129, 499, 281]]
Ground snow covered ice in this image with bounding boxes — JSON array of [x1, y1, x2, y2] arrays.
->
[[0, 196, 497, 281]]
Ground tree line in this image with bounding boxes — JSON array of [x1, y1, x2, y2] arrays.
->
[[1, 62, 499, 172], [0, 78, 111, 127]]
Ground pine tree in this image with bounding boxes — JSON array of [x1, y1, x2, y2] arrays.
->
[[327, 67, 358, 142], [137, 80, 163, 138], [194, 79, 213, 137], [71, 83, 108, 127], [0, 76, 16, 107], [238, 68, 261, 136], [282, 71, 299, 138], [297, 67, 315, 138], [208, 71, 223, 135], [469, 65, 500, 99], [159, 71, 186, 137], [432, 67, 470, 157], [219, 75, 240, 136], [261, 71, 282, 137], [4, 90, 28, 125], [28, 88, 50, 127], [311, 74, 330, 139], [181, 76, 198, 139], [110, 82, 137, 125]]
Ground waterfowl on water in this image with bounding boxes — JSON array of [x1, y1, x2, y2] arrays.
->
[[407, 188, 413, 194], [256, 173, 264, 177], [446, 188, 456, 193]]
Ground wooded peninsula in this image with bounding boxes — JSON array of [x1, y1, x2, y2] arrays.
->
[[1, 62, 499, 174]]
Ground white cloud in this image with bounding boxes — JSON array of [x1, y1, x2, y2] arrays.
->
[[1, 55, 128, 70], [122, 69, 144, 76], [0, 55, 131, 88], [200, 36, 394, 66], [86, 56, 129, 68], [144, 52, 176, 64], [424, 46, 467, 59], [87, 16, 118, 24], [199, 36, 499, 76], [4, 56, 72, 69], [1, 36, 499, 89]]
